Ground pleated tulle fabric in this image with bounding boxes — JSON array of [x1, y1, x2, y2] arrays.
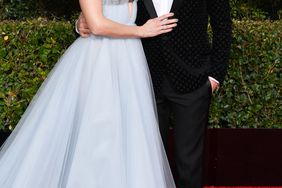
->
[[0, 1, 175, 188]]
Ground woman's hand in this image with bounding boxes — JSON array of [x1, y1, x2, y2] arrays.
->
[[138, 13, 178, 38], [77, 13, 91, 37]]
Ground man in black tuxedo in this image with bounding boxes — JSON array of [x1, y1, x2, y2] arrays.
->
[[76, 0, 232, 187]]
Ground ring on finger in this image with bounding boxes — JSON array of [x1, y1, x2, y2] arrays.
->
[[161, 20, 167, 26]]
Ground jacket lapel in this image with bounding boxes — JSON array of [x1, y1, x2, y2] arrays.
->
[[143, 0, 158, 18], [170, 0, 184, 14]]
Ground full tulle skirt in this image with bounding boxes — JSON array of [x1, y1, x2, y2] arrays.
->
[[0, 35, 176, 188]]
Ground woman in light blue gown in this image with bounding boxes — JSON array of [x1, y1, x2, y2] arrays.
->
[[0, 0, 178, 187]]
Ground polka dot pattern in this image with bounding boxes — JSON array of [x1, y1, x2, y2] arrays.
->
[[136, 0, 232, 96]]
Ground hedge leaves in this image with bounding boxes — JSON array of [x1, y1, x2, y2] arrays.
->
[[0, 19, 281, 130]]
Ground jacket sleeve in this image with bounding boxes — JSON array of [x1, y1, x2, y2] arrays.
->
[[207, 0, 232, 84]]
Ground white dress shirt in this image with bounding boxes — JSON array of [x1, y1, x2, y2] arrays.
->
[[152, 0, 174, 16], [152, 0, 219, 85]]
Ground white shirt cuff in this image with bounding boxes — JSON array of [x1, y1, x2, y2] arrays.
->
[[75, 19, 80, 35], [208, 76, 219, 84]]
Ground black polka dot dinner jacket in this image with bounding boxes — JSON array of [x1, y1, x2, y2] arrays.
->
[[136, 0, 232, 96]]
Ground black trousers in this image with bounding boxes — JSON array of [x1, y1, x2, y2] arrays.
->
[[157, 78, 212, 188]]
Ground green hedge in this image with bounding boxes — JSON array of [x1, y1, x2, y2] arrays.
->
[[209, 20, 282, 128], [230, 0, 282, 20], [0, 18, 75, 130], [0, 19, 281, 131]]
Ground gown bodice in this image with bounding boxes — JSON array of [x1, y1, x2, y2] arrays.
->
[[102, 0, 137, 25]]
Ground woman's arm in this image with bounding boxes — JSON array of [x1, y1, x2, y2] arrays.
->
[[79, 0, 178, 38]]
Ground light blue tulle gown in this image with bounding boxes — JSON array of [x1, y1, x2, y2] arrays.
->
[[0, 0, 175, 187]]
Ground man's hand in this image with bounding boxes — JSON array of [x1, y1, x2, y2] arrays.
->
[[77, 13, 91, 37], [209, 77, 219, 92]]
